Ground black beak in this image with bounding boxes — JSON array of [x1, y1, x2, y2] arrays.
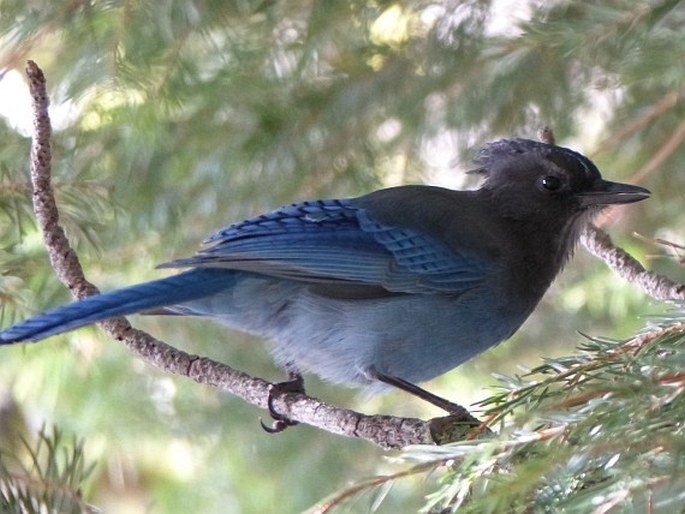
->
[[578, 180, 651, 207]]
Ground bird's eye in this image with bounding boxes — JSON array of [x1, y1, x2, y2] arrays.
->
[[539, 175, 562, 192]]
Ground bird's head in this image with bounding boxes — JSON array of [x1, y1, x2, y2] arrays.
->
[[471, 138, 650, 224]]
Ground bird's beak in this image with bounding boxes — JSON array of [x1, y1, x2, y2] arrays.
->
[[578, 180, 651, 206]]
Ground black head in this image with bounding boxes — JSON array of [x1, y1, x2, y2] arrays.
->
[[472, 139, 650, 223]]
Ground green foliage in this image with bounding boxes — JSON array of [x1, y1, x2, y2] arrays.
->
[[0, 1, 683, 512], [0, 426, 95, 514], [324, 313, 685, 513], [425, 315, 685, 513]]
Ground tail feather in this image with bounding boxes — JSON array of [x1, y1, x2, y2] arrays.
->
[[0, 268, 235, 344]]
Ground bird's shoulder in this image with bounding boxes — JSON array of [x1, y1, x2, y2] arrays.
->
[[355, 185, 509, 262]]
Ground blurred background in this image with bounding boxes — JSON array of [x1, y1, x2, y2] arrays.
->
[[0, 1, 683, 512]]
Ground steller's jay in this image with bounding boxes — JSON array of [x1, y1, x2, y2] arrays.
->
[[0, 139, 649, 414]]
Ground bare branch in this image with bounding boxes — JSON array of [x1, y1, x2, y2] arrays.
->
[[24, 60, 472, 449], [26, 61, 99, 300], [581, 224, 685, 302]]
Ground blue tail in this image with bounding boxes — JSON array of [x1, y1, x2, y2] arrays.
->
[[0, 268, 236, 344]]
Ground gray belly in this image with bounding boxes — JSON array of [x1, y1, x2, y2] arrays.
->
[[175, 275, 535, 387]]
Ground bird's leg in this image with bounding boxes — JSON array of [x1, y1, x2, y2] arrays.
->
[[371, 370, 478, 421], [260, 364, 305, 434]]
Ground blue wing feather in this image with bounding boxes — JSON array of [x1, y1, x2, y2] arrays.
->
[[160, 199, 487, 293]]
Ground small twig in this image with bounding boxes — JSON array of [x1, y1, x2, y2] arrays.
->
[[628, 116, 685, 185], [311, 461, 441, 513], [25, 60, 472, 449], [592, 88, 685, 156], [537, 126, 555, 145], [581, 224, 685, 302]]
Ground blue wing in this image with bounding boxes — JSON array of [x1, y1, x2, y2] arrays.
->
[[160, 198, 488, 294]]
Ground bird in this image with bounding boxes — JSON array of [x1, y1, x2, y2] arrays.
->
[[0, 138, 650, 416]]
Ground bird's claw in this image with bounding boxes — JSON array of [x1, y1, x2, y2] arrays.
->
[[260, 373, 305, 434]]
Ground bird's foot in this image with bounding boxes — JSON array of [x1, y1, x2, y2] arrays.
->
[[370, 369, 478, 418], [260, 371, 305, 434], [370, 369, 488, 443]]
